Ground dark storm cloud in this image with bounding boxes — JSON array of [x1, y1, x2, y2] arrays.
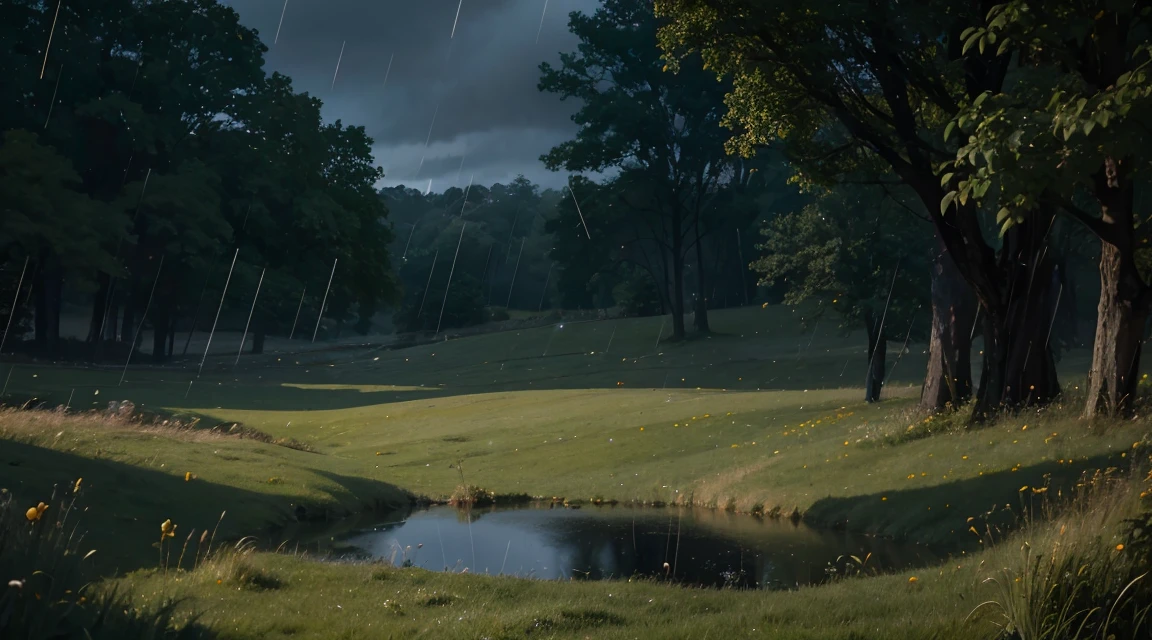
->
[[222, 0, 601, 189]]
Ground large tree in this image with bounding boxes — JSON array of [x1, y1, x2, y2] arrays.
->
[[945, 1, 1152, 417], [540, 0, 737, 339], [657, 0, 1062, 419]]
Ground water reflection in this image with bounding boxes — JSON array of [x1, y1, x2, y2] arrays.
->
[[317, 504, 936, 589]]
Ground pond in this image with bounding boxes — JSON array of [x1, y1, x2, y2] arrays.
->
[[307, 503, 938, 589]]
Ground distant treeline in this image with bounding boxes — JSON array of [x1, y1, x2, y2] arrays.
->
[[1, 0, 393, 362]]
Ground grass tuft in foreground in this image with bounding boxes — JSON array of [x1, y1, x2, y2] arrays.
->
[[0, 483, 209, 639], [972, 469, 1152, 640]]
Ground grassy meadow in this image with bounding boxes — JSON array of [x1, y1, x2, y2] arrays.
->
[[1, 305, 1149, 639]]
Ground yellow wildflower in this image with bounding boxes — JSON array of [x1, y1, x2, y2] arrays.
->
[[25, 502, 48, 522], [73, 478, 82, 493], [184, 472, 192, 482], [1116, 544, 1125, 551], [908, 576, 918, 583], [161, 519, 176, 538]]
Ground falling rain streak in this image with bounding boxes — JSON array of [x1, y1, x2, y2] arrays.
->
[[416, 102, 440, 178], [199, 249, 239, 377], [236, 268, 266, 365], [274, 0, 289, 45], [0, 258, 30, 355], [459, 174, 473, 216], [505, 238, 525, 308], [538, 262, 554, 311], [332, 41, 346, 91], [44, 64, 63, 129], [536, 0, 550, 44], [40, 0, 62, 79], [417, 250, 439, 321], [436, 224, 468, 335], [120, 256, 164, 386], [288, 287, 307, 341], [568, 177, 592, 239], [382, 53, 394, 90], [313, 259, 338, 343], [451, 0, 464, 38]]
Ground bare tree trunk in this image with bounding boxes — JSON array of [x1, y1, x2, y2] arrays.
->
[[151, 303, 170, 364], [670, 215, 686, 339], [1085, 158, 1150, 418], [693, 220, 710, 333], [864, 310, 886, 403], [87, 274, 111, 343], [921, 245, 975, 412], [1085, 241, 1147, 417]]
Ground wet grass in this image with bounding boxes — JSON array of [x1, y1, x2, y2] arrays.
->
[[0, 409, 411, 571], [0, 305, 1144, 638], [117, 550, 973, 640]]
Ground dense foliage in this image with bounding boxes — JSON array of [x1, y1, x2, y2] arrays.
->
[[0, 0, 395, 361]]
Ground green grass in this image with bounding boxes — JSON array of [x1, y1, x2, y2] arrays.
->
[[117, 551, 977, 640], [0, 305, 1144, 639]]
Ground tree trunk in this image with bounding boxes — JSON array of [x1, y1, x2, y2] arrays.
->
[[87, 275, 112, 343], [1085, 241, 1148, 418], [120, 288, 135, 345], [670, 216, 686, 339], [972, 213, 1061, 420], [151, 302, 170, 364], [1085, 157, 1150, 418], [32, 254, 62, 357], [691, 219, 709, 331], [693, 222, 710, 333], [864, 311, 886, 403], [167, 314, 176, 359], [921, 245, 976, 412], [103, 290, 119, 342]]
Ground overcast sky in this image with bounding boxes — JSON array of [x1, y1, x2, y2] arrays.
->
[[221, 0, 600, 192]]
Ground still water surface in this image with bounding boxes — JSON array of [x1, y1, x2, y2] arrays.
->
[[317, 504, 936, 589]]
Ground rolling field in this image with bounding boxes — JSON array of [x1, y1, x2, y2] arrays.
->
[[0, 305, 1147, 639]]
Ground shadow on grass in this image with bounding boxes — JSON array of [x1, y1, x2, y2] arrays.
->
[[0, 440, 410, 575], [804, 451, 1128, 549]]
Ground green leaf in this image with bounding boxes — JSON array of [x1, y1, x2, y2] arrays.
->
[[940, 172, 954, 187], [997, 39, 1011, 56], [1083, 119, 1096, 135], [940, 191, 957, 214], [979, 36, 986, 55], [996, 206, 1011, 223], [944, 120, 956, 141], [999, 217, 1014, 237], [1074, 97, 1088, 117], [974, 91, 989, 107]]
